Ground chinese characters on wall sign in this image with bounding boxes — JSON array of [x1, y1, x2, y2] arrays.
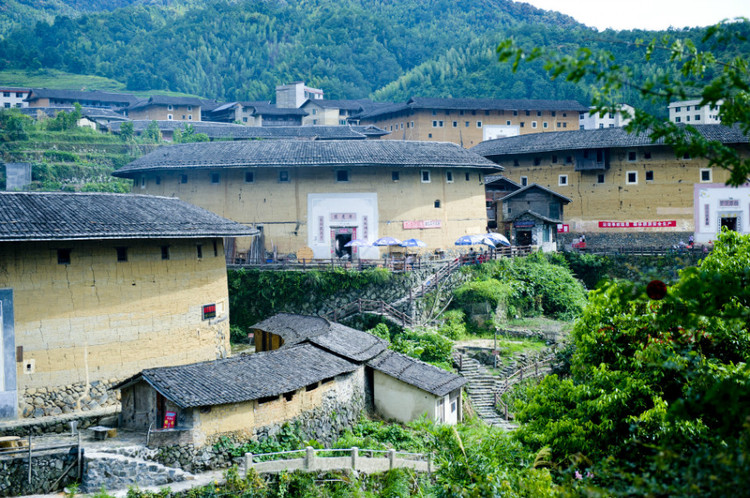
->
[[598, 220, 677, 228]]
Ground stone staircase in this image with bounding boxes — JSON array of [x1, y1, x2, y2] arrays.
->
[[82, 446, 195, 493], [454, 354, 517, 431]]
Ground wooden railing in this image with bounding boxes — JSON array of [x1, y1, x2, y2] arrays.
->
[[493, 357, 554, 419], [323, 298, 413, 327], [244, 446, 434, 475], [0, 433, 82, 493], [228, 245, 534, 272]]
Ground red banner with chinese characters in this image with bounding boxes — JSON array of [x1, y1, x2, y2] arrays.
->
[[403, 220, 442, 229], [598, 220, 677, 228], [557, 224, 569, 233]]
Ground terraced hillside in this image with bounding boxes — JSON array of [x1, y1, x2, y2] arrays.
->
[[0, 128, 155, 192]]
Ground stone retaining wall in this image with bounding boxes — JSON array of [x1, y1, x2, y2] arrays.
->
[[558, 231, 693, 251], [0, 407, 119, 437], [82, 451, 194, 494], [0, 449, 80, 497], [18, 379, 121, 419]]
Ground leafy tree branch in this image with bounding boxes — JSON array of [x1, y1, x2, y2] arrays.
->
[[497, 19, 750, 186]]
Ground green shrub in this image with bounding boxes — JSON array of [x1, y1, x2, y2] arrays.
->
[[391, 329, 453, 366], [437, 309, 467, 339], [367, 322, 391, 342]]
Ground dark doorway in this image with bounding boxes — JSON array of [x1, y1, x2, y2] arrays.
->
[[517, 230, 532, 246], [156, 392, 166, 428], [721, 216, 738, 232], [331, 227, 356, 259]]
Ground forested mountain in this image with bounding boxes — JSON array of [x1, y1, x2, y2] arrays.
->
[[0, 0, 745, 114]]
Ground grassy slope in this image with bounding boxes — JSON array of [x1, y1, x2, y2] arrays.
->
[[0, 68, 204, 98]]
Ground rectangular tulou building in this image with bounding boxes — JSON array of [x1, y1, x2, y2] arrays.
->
[[113, 140, 502, 260], [0, 192, 257, 420], [472, 125, 750, 248]]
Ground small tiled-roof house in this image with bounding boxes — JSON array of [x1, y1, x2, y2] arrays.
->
[[252, 313, 466, 425], [117, 313, 466, 447], [117, 344, 361, 447], [495, 183, 571, 251], [0, 192, 257, 420]]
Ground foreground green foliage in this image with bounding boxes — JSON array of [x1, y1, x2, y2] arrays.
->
[[455, 253, 587, 326], [513, 231, 750, 495], [122, 419, 557, 497]]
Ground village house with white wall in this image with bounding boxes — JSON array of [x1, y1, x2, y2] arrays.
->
[[112, 140, 502, 260], [0, 87, 30, 109], [0, 192, 257, 420], [118, 313, 465, 448], [578, 104, 634, 130], [472, 125, 750, 248], [669, 99, 722, 125]]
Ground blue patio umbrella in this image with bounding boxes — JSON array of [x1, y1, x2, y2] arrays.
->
[[454, 234, 487, 246], [344, 238, 370, 247], [483, 232, 511, 247], [399, 238, 427, 248], [373, 236, 402, 246]]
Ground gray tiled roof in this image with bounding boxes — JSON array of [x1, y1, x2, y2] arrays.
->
[[368, 349, 466, 397], [113, 140, 503, 177], [249, 313, 388, 362], [500, 183, 572, 203], [20, 107, 128, 121], [129, 95, 203, 110], [26, 88, 138, 105], [507, 209, 562, 224], [119, 344, 359, 408], [250, 314, 331, 347], [485, 175, 521, 189], [0, 192, 258, 241], [472, 125, 750, 157], [308, 323, 388, 362], [357, 97, 588, 119], [407, 97, 589, 112], [303, 99, 373, 111], [108, 122, 387, 140], [252, 103, 308, 116]]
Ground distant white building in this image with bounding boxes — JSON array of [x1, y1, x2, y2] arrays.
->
[[694, 182, 750, 244], [276, 81, 324, 109], [579, 104, 633, 130], [0, 87, 30, 109], [669, 99, 722, 125]]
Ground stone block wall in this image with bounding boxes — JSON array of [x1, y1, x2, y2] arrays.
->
[[558, 231, 693, 251], [0, 449, 80, 497], [19, 379, 120, 419], [0, 407, 118, 437]]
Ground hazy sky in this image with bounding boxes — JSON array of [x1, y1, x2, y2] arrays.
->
[[517, 0, 749, 31]]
